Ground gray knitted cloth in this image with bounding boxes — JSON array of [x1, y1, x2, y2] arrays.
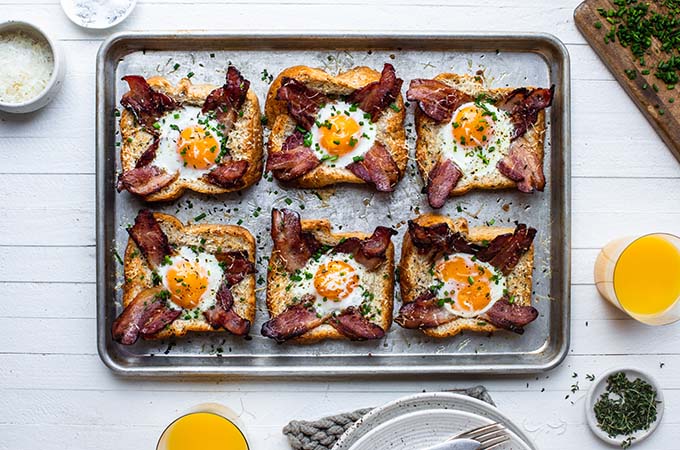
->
[[283, 386, 494, 450]]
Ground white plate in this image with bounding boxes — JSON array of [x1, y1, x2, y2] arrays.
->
[[349, 409, 530, 450], [332, 392, 537, 450], [585, 368, 664, 447]]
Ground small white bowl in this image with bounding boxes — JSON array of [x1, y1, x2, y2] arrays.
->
[[0, 21, 65, 114], [61, 0, 137, 29], [585, 368, 664, 447]]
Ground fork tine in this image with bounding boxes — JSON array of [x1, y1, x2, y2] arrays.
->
[[480, 435, 510, 450], [452, 422, 505, 440], [474, 428, 507, 443]]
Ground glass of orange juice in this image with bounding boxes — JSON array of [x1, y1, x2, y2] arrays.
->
[[594, 233, 680, 325], [157, 403, 249, 450]]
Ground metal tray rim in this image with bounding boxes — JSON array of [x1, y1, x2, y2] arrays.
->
[[96, 31, 571, 377]]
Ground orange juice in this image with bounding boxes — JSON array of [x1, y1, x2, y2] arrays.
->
[[594, 233, 680, 325], [614, 235, 680, 315], [157, 405, 248, 450]]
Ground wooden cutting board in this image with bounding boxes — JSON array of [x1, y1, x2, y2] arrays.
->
[[574, 0, 680, 164]]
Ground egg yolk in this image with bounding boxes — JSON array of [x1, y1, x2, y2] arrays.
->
[[452, 105, 495, 148], [313, 260, 359, 301], [177, 126, 220, 170], [319, 115, 361, 156], [435, 256, 493, 314], [166, 260, 209, 309]]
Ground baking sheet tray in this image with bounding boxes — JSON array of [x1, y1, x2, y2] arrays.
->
[[96, 32, 570, 376]]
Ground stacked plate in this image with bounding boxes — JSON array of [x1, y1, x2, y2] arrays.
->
[[332, 393, 536, 450]]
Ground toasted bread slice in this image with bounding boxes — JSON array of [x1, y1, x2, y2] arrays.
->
[[265, 65, 407, 188], [266, 218, 395, 343], [122, 212, 256, 339], [399, 213, 534, 338], [414, 73, 547, 196], [120, 76, 263, 202]]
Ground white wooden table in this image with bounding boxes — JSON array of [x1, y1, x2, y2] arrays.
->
[[1, 1, 679, 449]]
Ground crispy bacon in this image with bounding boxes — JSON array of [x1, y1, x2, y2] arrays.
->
[[135, 137, 159, 168], [271, 208, 321, 273], [406, 79, 472, 122], [267, 131, 321, 181], [120, 75, 178, 129], [261, 302, 324, 343], [112, 287, 181, 345], [205, 159, 249, 188], [484, 298, 538, 334], [497, 136, 546, 193], [276, 78, 328, 130], [426, 158, 462, 209], [328, 307, 385, 340], [202, 66, 250, 128], [475, 224, 537, 275], [117, 166, 178, 197], [333, 226, 396, 270], [203, 281, 251, 336], [215, 250, 255, 286], [499, 86, 554, 140], [394, 290, 455, 329], [407, 220, 479, 256], [347, 63, 403, 122], [346, 142, 400, 192], [126, 209, 172, 268]]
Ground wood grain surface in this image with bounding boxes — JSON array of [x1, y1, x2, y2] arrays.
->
[[575, 0, 680, 164]]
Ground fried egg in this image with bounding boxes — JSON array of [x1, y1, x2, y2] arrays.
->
[[153, 106, 228, 180], [290, 252, 371, 317], [431, 253, 506, 318], [157, 246, 223, 313], [439, 100, 514, 180], [309, 101, 377, 167]]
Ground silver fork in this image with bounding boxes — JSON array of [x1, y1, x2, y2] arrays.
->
[[448, 422, 510, 450]]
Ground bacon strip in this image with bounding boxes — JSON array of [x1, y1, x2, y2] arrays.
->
[[135, 137, 159, 168], [112, 287, 181, 345], [261, 302, 324, 343], [267, 131, 321, 181], [333, 226, 396, 270], [276, 78, 328, 130], [271, 208, 321, 273], [475, 224, 537, 275], [202, 66, 250, 128], [205, 159, 249, 188], [347, 63, 403, 122], [407, 220, 479, 256], [497, 136, 546, 193], [406, 79, 472, 122], [203, 281, 251, 336], [126, 209, 172, 268], [499, 86, 554, 140], [121, 75, 178, 129], [426, 158, 462, 209], [484, 298, 538, 334], [215, 250, 256, 286], [117, 166, 178, 197], [328, 307, 385, 340], [394, 290, 456, 329], [346, 142, 400, 192]]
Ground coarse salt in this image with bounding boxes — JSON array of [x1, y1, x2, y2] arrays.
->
[[61, 0, 135, 29]]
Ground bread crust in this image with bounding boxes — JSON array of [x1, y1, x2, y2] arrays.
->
[[264, 65, 408, 189], [266, 218, 394, 343], [120, 76, 264, 202], [398, 213, 534, 338], [122, 212, 256, 339], [414, 73, 547, 196]]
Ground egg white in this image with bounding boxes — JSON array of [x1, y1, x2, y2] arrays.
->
[[157, 246, 224, 313], [432, 253, 507, 318], [153, 106, 228, 181], [309, 101, 377, 168], [438, 101, 514, 181], [290, 252, 370, 317]]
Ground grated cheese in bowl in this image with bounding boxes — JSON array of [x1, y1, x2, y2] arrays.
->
[[0, 30, 54, 105]]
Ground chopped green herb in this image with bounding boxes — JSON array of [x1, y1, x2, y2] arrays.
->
[[194, 213, 207, 222]]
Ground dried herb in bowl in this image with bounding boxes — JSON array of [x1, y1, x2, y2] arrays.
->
[[593, 371, 661, 448]]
